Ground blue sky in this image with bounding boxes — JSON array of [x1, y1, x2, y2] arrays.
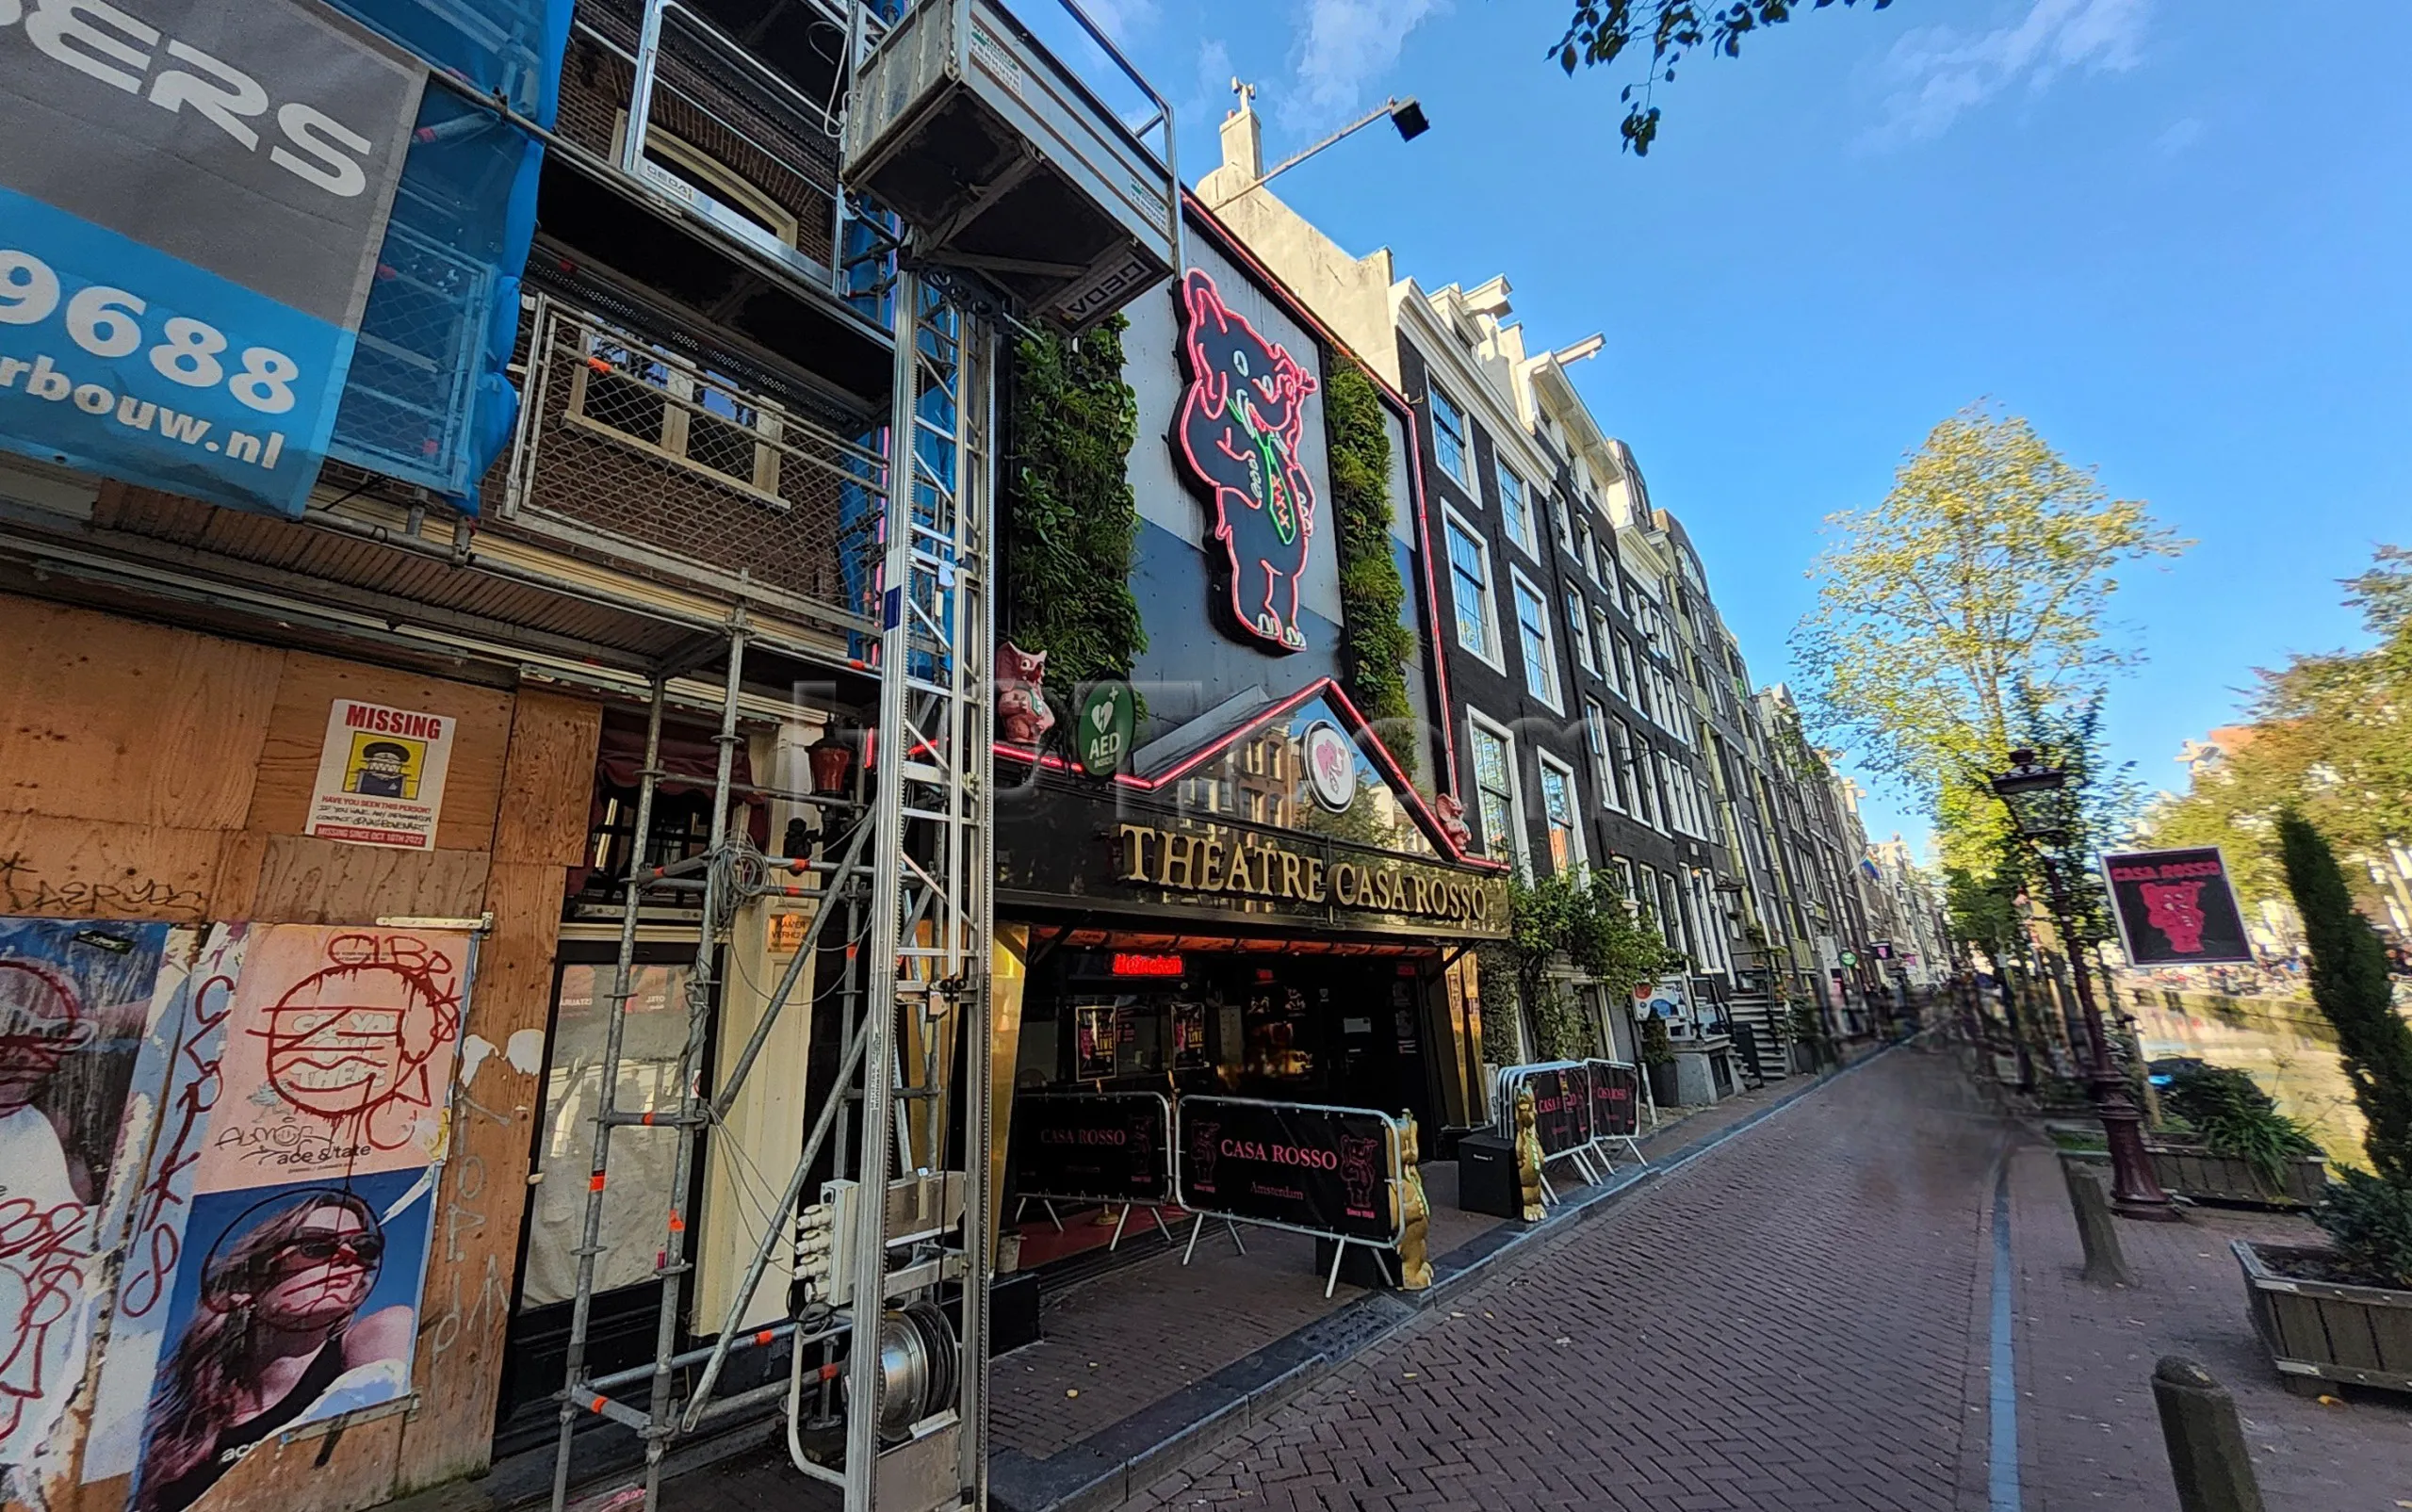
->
[[1047, 0, 2411, 854]]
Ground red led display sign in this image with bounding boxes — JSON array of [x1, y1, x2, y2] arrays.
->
[[1110, 951, 1186, 979]]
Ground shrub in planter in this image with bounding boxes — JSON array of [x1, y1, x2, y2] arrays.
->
[[2233, 817, 2412, 1394], [2313, 1171, 2412, 1290], [1639, 1015, 1679, 1105], [2158, 1064, 2322, 1196]]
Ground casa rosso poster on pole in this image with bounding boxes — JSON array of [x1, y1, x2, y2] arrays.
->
[[2098, 846, 2255, 967]]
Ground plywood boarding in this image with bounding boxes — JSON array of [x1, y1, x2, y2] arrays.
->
[[0, 811, 230, 921], [245, 656, 513, 854], [396, 690, 598, 1489], [200, 1405, 408, 1512], [491, 689, 604, 867], [247, 834, 492, 924], [0, 596, 281, 830]]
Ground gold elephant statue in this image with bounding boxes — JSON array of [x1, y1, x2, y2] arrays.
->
[[1395, 1115, 1432, 1290], [1513, 1087, 1546, 1222]]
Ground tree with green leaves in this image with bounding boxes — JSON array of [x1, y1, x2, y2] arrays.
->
[[1552, 0, 1893, 154], [2146, 545, 2410, 917], [1791, 405, 2185, 886], [2282, 813, 2412, 1181], [1482, 869, 1680, 1063], [2286, 811, 2412, 1282]]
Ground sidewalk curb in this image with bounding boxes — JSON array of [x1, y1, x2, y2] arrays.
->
[[991, 1046, 1895, 1512]]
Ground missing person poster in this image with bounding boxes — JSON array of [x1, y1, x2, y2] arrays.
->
[[2100, 847, 2255, 966], [304, 700, 456, 850]]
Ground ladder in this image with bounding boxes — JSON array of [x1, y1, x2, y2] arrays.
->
[[544, 261, 996, 1512]]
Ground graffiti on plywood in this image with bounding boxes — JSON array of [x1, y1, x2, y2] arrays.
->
[[0, 919, 188, 1472], [84, 925, 467, 1508]]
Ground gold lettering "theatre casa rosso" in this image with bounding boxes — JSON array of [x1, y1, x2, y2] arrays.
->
[[1116, 823, 1502, 928]]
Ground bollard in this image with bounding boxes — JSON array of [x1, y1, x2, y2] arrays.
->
[[2152, 1357, 2266, 1512], [2059, 1154, 2130, 1286]]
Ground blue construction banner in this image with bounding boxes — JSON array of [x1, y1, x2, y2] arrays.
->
[[321, 0, 571, 510], [0, 0, 426, 518]]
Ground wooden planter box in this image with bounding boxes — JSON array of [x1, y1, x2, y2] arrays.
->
[[2148, 1139, 2327, 1208], [2235, 1240, 2412, 1394]]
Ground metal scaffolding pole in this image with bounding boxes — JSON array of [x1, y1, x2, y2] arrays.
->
[[542, 261, 995, 1512]]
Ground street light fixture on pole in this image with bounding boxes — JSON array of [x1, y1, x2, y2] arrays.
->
[[1202, 94, 1430, 207], [1989, 750, 2177, 1220]]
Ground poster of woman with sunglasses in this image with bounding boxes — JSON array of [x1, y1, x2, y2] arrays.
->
[[130, 1169, 431, 1512]]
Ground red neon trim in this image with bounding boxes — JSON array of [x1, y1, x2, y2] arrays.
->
[[1147, 679, 1329, 788], [1173, 267, 1321, 653], [1184, 190, 1465, 815], [1320, 679, 1495, 870], [989, 675, 1494, 870]]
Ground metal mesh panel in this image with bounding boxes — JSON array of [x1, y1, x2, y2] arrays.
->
[[497, 299, 881, 629], [329, 198, 488, 490], [557, 13, 840, 252]]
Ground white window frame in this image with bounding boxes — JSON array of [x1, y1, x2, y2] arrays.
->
[[1537, 751, 1586, 876], [1508, 568, 1562, 713], [1497, 464, 1537, 558], [1618, 722, 1651, 828], [1429, 383, 1472, 486], [1442, 509, 1505, 671], [1564, 590, 1596, 675], [1467, 708, 1527, 871], [1586, 699, 1624, 812]]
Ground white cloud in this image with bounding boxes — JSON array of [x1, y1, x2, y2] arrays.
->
[[1186, 36, 1234, 131], [1868, 0, 2149, 144], [1279, 0, 1445, 134], [2154, 116, 2204, 154], [1078, 0, 1159, 44]]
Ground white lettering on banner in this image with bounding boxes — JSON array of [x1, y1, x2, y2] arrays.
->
[[0, 247, 302, 414], [1, 0, 383, 198], [0, 346, 289, 470]]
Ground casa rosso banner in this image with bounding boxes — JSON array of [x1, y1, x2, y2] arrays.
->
[[1011, 1091, 1172, 1207], [2099, 846, 2255, 967], [1586, 1061, 1640, 1141], [1176, 1097, 1399, 1245], [1521, 1065, 1591, 1159]]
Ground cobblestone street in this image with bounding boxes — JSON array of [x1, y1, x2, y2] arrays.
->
[[1122, 1049, 2412, 1511]]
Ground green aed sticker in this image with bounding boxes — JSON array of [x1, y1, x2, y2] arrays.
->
[[1075, 681, 1134, 777]]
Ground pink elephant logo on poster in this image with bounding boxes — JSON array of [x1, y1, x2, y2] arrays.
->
[[2140, 881, 2208, 954]]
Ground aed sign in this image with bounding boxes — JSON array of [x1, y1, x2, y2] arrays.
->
[[0, 0, 424, 517]]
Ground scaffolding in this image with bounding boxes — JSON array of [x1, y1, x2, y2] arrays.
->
[[538, 1, 1175, 1506], [543, 258, 995, 1512]]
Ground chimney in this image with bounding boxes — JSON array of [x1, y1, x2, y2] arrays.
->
[[1220, 78, 1263, 186]]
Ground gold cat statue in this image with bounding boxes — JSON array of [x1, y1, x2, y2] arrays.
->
[[1395, 1115, 1432, 1290], [1513, 1087, 1546, 1222]]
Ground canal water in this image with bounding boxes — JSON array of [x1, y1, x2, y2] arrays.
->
[[2126, 989, 2368, 1172]]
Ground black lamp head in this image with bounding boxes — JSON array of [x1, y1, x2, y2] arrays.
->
[[1388, 97, 1429, 142]]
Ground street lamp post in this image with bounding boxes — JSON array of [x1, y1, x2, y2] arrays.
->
[[1989, 750, 2177, 1221]]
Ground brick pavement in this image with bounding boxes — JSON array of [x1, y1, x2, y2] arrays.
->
[[1125, 1048, 2003, 1512], [2010, 1147, 2412, 1510], [990, 1059, 1872, 1467]]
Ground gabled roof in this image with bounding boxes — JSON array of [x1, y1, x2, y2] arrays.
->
[[997, 675, 1495, 870]]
